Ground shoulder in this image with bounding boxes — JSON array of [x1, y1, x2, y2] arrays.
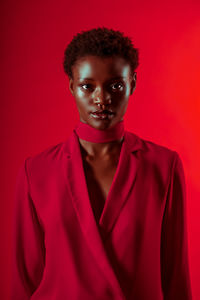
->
[[24, 134, 73, 178], [26, 140, 63, 163], [125, 131, 185, 190], [126, 130, 177, 155], [125, 130, 180, 171]]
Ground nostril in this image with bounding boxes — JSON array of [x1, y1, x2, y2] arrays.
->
[[94, 96, 112, 106]]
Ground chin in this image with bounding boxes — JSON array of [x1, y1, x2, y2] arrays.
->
[[87, 117, 120, 130]]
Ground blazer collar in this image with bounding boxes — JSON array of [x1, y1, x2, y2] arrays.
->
[[63, 129, 143, 157]]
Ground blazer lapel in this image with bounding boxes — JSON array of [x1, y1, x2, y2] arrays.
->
[[62, 130, 125, 299], [99, 131, 143, 236]]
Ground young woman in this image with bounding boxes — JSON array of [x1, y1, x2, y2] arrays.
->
[[11, 27, 192, 299]]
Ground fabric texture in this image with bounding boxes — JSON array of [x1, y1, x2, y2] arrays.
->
[[11, 130, 193, 300], [74, 120, 125, 143]]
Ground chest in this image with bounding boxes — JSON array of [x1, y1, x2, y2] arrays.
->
[[79, 144, 123, 222], [82, 155, 119, 201]]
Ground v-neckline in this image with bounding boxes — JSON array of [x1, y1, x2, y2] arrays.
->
[[74, 131, 135, 232], [79, 138, 124, 225], [63, 130, 142, 235]]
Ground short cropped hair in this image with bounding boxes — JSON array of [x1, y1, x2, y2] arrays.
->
[[63, 27, 139, 79]]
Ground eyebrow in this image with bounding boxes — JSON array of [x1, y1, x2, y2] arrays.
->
[[78, 76, 126, 80]]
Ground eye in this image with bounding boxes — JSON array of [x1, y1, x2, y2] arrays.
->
[[110, 82, 124, 91], [80, 84, 94, 91]]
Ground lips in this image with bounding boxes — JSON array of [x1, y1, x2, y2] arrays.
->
[[90, 109, 115, 120]]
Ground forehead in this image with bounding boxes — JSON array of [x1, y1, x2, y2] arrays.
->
[[72, 55, 131, 80]]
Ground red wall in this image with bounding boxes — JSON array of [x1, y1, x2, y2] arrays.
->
[[1, 0, 200, 299]]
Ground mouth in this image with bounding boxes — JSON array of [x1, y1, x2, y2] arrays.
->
[[90, 109, 115, 120]]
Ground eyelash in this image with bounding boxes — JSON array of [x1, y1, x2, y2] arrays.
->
[[80, 83, 124, 91]]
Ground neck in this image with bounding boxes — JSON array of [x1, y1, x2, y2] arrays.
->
[[74, 120, 125, 157], [79, 137, 124, 158]]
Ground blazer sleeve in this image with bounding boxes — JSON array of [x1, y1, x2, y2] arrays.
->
[[160, 151, 193, 299], [11, 159, 45, 299]]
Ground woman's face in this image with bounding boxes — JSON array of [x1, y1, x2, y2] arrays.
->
[[69, 55, 136, 130]]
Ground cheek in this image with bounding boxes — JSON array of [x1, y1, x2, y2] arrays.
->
[[74, 90, 86, 105], [75, 99, 86, 113], [74, 89, 92, 106], [114, 93, 130, 116], [114, 90, 130, 108], [120, 101, 129, 114], [76, 88, 85, 98], [74, 96, 90, 118]]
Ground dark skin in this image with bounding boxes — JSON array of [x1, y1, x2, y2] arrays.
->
[[69, 55, 136, 221]]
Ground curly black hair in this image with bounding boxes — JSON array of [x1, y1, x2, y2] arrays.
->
[[63, 27, 139, 79]]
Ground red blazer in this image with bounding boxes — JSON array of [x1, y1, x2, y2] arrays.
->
[[11, 130, 192, 300]]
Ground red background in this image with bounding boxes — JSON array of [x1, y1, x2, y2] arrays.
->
[[1, 0, 200, 299]]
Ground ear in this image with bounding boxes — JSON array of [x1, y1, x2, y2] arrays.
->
[[130, 72, 137, 95], [69, 78, 74, 95]]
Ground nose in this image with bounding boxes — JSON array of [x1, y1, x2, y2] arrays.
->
[[93, 87, 111, 108]]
